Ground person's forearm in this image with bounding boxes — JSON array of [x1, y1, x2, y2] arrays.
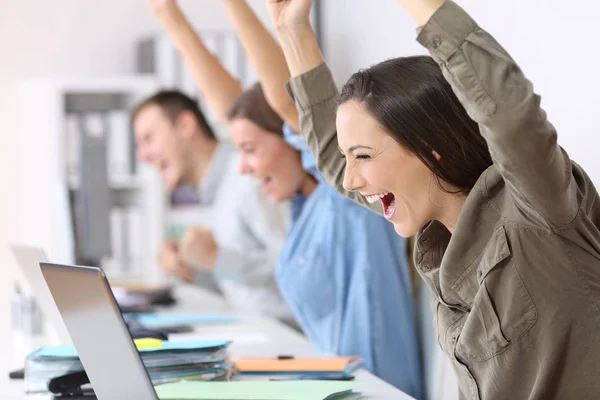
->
[[222, 0, 299, 131], [397, 0, 445, 26], [159, 10, 243, 125], [275, 24, 324, 79]]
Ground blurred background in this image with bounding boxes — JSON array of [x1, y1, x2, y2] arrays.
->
[[0, 0, 599, 398]]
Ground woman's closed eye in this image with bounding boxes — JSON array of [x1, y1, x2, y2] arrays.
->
[[344, 145, 374, 161], [339, 153, 371, 161], [338, 152, 371, 160]]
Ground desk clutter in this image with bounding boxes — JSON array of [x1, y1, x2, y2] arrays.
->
[[124, 312, 238, 331], [25, 337, 362, 399], [110, 283, 177, 313], [25, 339, 232, 397]]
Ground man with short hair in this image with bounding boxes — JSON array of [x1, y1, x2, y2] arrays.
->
[[132, 90, 293, 322]]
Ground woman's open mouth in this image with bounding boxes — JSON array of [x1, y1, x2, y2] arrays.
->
[[381, 193, 396, 220], [365, 192, 396, 220]]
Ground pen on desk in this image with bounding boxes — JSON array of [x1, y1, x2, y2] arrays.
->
[[277, 355, 294, 360], [269, 373, 355, 381]]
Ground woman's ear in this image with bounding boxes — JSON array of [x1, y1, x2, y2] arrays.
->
[[432, 150, 441, 161]]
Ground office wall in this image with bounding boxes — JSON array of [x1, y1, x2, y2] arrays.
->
[[0, 0, 272, 79], [0, 82, 19, 376], [0, 0, 271, 370]]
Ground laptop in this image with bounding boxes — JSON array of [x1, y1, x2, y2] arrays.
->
[[40, 262, 159, 400], [9, 245, 72, 344]]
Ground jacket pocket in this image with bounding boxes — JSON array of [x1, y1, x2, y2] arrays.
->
[[456, 226, 538, 362]]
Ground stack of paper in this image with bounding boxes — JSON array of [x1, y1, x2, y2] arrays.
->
[[25, 340, 231, 395], [155, 380, 362, 400]]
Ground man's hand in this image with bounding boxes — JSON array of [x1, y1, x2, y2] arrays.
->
[[178, 227, 219, 271], [146, 0, 183, 26], [266, 0, 313, 31], [157, 240, 195, 282]]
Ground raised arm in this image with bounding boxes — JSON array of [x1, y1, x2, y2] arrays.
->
[[266, 0, 323, 78], [396, 0, 444, 26], [147, 0, 243, 125], [220, 0, 299, 132], [267, 0, 378, 213], [402, 0, 578, 226]]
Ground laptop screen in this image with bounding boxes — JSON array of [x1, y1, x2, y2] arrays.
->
[[40, 263, 158, 399]]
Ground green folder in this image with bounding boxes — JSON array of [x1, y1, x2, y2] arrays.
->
[[155, 380, 361, 400]]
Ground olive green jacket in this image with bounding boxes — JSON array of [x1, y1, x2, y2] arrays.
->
[[286, 1, 600, 399]]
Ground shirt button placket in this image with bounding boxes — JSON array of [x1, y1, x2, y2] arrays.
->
[[450, 331, 458, 361], [454, 338, 480, 400]]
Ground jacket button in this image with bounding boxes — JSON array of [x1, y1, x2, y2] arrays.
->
[[432, 37, 442, 48]]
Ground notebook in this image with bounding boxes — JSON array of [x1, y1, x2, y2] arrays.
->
[[154, 380, 361, 400], [233, 357, 361, 373]]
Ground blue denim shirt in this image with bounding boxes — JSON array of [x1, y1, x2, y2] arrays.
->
[[277, 126, 423, 398]]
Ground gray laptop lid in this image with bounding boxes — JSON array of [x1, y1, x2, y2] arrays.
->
[[40, 262, 158, 400], [9, 244, 72, 345]]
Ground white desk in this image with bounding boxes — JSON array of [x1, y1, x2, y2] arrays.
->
[[1, 284, 413, 399]]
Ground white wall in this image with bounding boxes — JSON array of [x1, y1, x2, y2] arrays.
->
[[0, 0, 272, 79], [321, 0, 600, 186], [0, 0, 271, 373]]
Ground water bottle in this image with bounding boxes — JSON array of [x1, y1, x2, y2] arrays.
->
[[12, 284, 44, 337], [21, 295, 44, 337]]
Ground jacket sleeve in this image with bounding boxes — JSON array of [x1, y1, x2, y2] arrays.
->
[[286, 65, 382, 215], [417, 0, 579, 227]]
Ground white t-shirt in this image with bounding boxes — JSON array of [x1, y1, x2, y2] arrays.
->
[[195, 142, 293, 321]]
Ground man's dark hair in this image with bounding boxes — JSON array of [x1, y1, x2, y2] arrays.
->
[[131, 90, 216, 140]]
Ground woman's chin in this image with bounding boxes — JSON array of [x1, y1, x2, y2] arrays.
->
[[392, 218, 418, 238]]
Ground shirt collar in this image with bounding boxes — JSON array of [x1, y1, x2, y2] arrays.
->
[[415, 220, 450, 271], [197, 141, 236, 205], [415, 165, 502, 276], [282, 123, 319, 179]]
